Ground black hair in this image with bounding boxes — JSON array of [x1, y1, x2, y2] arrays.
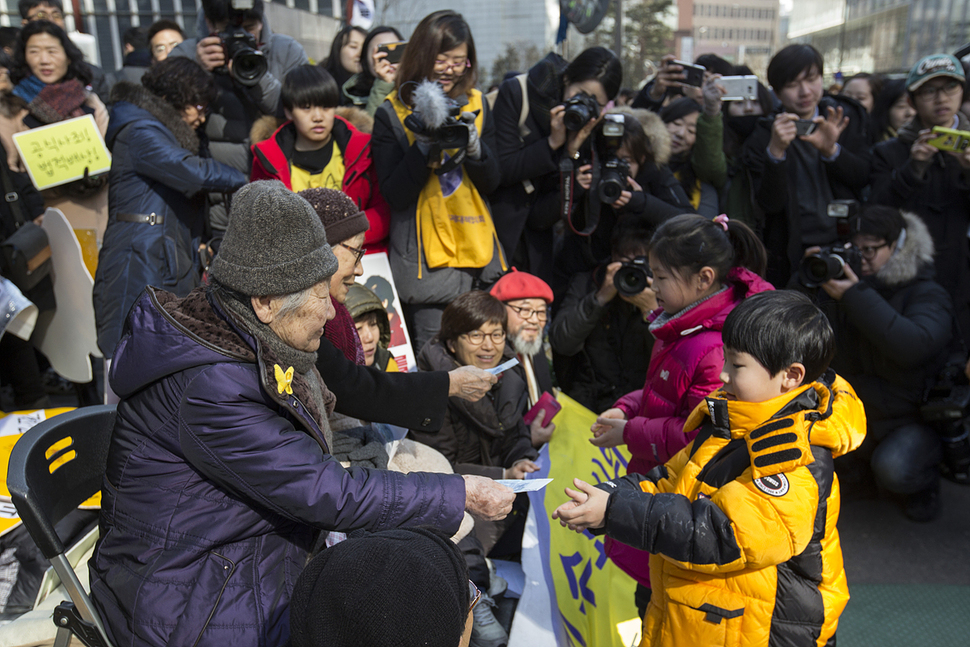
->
[[282, 64, 339, 111], [200, 0, 264, 29], [841, 72, 883, 106], [141, 56, 216, 110], [603, 110, 654, 166], [438, 290, 507, 347], [767, 44, 824, 92], [11, 20, 91, 85], [611, 215, 654, 260], [648, 213, 767, 282], [0, 27, 19, 53], [694, 53, 733, 76], [659, 98, 702, 194], [722, 290, 835, 384], [733, 64, 775, 114], [322, 24, 367, 79], [659, 97, 701, 124], [562, 46, 623, 102], [146, 19, 184, 45], [850, 205, 906, 245], [122, 26, 148, 50], [18, 0, 62, 20], [871, 78, 909, 137], [347, 25, 404, 98]]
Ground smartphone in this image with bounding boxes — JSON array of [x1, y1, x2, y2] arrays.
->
[[377, 41, 407, 65], [794, 119, 817, 136], [718, 75, 758, 101], [928, 126, 970, 152], [671, 60, 706, 87], [523, 392, 562, 426]]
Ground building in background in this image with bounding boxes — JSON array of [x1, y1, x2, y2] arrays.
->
[[787, 0, 970, 75], [691, 0, 780, 75]]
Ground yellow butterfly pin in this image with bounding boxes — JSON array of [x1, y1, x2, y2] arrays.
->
[[274, 364, 294, 395]]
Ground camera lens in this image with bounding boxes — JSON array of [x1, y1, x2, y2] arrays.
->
[[613, 264, 650, 297], [598, 175, 624, 203], [232, 50, 268, 86], [564, 104, 591, 131], [799, 252, 845, 287]]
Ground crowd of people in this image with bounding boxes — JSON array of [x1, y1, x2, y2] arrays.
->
[[0, 1, 968, 646]]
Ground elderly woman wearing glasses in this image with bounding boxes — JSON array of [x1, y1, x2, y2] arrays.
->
[[89, 182, 514, 647], [372, 10, 505, 352]]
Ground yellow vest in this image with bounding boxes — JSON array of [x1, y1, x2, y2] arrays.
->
[[388, 89, 506, 277]]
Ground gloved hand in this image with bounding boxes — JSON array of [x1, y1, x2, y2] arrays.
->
[[460, 111, 481, 160]]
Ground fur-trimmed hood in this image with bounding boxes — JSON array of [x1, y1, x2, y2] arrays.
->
[[249, 106, 374, 145], [874, 210, 936, 287], [610, 106, 672, 166], [107, 81, 200, 154]]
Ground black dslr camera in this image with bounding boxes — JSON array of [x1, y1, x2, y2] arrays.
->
[[563, 91, 601, 131], [922, 360, 970, 485], [214, 0, 268, 86], [798, 200, 863, 288], [613, 256, 652, 297], [596, 114, 631, 204]]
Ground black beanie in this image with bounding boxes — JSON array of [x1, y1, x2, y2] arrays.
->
[[298, 187, 370, 246], [289, 527, 470, 647]]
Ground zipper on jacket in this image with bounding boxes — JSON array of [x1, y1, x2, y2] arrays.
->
[[191, 551, 237, 647], [149, 289, 252, 361]]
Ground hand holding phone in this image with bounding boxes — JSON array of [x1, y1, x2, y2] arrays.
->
[[376, 41, 407, 65], [794, 119, 818, 136], [524, 392, 562, 426]]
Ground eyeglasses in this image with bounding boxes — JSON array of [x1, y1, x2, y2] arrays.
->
[[914, 80, 962, 100], [506, 304, 548, 322], [856, 242, 890, 260], [433, 57, 471, 75], [461, 330, 506, 346], [469, 580, 482, 613], [152, 41, 182, 55], [340, 242, 365, 266], [27, 9, 63, 22]]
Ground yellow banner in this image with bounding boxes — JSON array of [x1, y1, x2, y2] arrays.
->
[[534, 392, 640, 646], [13, 115, 111, 191]]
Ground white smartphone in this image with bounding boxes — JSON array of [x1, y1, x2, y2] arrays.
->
[[718, 75, 759, 101]]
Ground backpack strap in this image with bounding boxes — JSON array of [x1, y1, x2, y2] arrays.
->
[[516, 73, 535, 195]]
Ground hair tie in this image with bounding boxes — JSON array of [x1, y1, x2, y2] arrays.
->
[[713, 214, 729, 231]]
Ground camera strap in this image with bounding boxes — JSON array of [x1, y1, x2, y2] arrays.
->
[[561, 150, 600, 237]]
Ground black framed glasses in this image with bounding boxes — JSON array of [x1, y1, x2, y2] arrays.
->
[[856, 242, 890, 260], [914, 80, 962, 100], [506, 304, 548, 322], [340, 242, 365, 266]]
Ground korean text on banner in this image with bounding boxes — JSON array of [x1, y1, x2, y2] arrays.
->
[[13, 115, 111, 191], [513, 392, 640, 647]]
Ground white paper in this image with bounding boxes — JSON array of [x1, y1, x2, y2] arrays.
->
[[494, 478, 553, 493], [486, 357, 520, 375]]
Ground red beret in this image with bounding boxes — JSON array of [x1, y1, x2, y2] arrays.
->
[[489, 267, 554, 304]]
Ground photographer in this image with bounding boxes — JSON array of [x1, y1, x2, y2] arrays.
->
[[631, 53, 733, 113], [870, 54, 970, 349], [169, 0, 308, 230], [741, 44, 871, 287], [372, 10, 503, 351], [549, 216, 656, 413], [803, 206, 952, 521], [489, 46, 621, 280]]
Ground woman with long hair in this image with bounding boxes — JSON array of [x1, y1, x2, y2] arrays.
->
[[321, 24, 367, 105], [343, 25, 405, 115]]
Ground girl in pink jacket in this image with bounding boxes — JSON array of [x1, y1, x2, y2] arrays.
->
[[589, 213, 772, 615]]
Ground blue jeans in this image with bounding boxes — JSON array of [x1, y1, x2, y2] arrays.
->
[[870, 423, 942, 494]]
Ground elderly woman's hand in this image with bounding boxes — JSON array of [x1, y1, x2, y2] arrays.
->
[[448, 364, 497, 401], [462, 475, 515, 521]]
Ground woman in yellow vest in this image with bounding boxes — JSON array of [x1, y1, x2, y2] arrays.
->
[[371, 10, 506, 352]]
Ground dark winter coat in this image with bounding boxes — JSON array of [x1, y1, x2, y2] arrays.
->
[[89, 287, 465, 647], [740, 94, 871, 287], [409, 338, 538, 478], [870, 114, 970, 347], [92, 82, 246, 358], [549, 266, 654, 413]]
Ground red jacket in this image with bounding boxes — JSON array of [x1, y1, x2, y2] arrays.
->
[[251, 116, 391, 253]]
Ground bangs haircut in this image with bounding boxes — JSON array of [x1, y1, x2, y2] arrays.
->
[[850, 205, 906, 245], [722, 291, 835, 384], [563, 46, 623, 101], [438, 290, 507, 345], [395, 10, 478, 105], [611, 215, 653, 260], [767, 44, 823, 91], [604, 110, 652, 165], [659, 97, 701, 124], [282, 64, 339, 111]]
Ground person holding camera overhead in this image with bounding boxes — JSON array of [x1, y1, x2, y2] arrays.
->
[[870, 54, 970, 349], [169, 0, 308, 231], [740, 44, 871, 287], [489, 46, 621, 281], [372, 10, 504, 351]]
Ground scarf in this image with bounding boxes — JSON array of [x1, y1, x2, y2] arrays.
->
[[12, 74, 45, 104], [18, 78, 88, 124], [324, 300, 365, 365], [219, 290, 318, 374]]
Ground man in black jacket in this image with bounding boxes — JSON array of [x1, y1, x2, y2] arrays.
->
[[741, 44, 871, 287], [809, 206, 952, 521], [870, 53, 970, 348]]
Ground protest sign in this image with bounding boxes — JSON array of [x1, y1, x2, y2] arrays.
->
[[510, 392, 640, 647], [359, 252, 416, 371], [13, 115, 111, 191]]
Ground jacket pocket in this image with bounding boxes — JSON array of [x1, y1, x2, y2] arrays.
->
[[658, 579, 745, 647], [165, 550, 237, 647]]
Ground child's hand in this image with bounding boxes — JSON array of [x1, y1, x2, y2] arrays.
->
[[590, 415, 626, 447], [552, 478, 609, 531], [591, 407, 626, 434]]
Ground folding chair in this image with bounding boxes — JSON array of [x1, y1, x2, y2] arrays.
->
[[6, 405, 117, 647]]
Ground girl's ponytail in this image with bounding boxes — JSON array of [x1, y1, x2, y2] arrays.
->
[[724, 218, 767, 277], [648, 214, 767, 281]]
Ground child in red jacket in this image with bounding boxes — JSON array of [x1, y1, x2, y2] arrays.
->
[[251, 64, 391, 253]]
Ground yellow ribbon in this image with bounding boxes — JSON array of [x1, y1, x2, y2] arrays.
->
[[274, 364, 294, 395]]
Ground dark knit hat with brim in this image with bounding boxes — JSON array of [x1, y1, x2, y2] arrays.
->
[[210, 180, 338, 296], [298, 187, 370, 245], [289, 527, 470, 647]]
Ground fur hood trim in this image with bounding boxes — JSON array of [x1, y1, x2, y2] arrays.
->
[[610, 106, 672, 166], [109, 81, 200, 154], [876, 210, 936, 287], [248, 107, 373, 146], [337, 106, 373, 134]]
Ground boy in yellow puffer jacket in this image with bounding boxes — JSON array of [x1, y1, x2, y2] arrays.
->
[[554, 290, 866, 647]]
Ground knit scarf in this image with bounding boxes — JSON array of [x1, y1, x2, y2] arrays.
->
[[15, 77, 88, 124], [219, 291, 318, 374], [324, 300, 365, 365], [12, 74, 45, 104]]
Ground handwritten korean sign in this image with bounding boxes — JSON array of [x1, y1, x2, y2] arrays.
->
[[13, 114, 111, 191]]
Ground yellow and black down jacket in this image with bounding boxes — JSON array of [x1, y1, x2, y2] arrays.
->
[[597, 370, 866, 647]]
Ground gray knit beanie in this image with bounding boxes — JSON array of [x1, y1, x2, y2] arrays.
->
[[210, 181, 339, 296]]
